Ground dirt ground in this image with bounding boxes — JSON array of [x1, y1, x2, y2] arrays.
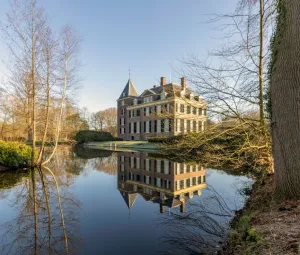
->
[[228, 175, 300, 255]]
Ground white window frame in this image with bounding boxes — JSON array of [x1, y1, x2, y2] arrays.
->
[[164, 119, 169, 132]]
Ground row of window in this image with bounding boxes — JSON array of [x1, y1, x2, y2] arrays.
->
[[120, 93, 203, 107], [176, 104, 206, 116], [120, 156, 203, 173], [122, 104, 205, 118], [122, 172, 205, 190], [176, 176, 206, 190], [125, 158, 172, 173], [128, 104, 170, 118], [120, 119, 205, 135], [177, 163, 203, 174], [175, 119, 205, 133], [126, 173, 172, 189], [127, 119, 171, 134], [134, 94, 166, 105]]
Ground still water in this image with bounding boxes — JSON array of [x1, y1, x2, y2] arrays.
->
[[0, 146, 252, 255]]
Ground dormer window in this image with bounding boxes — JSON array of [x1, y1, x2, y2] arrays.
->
[[161, 93, 167, 100], [144, 96, 152, 103], [122, 93, 125, 97]]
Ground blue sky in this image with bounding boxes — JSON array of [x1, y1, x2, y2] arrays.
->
[[0, 0, 238, 112]]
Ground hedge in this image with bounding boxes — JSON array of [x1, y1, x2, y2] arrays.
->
[[0, 141, 32, 168], [75, 130, 123, 143]]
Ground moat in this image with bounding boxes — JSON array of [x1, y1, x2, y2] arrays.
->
[[0, 146, 252, 255]]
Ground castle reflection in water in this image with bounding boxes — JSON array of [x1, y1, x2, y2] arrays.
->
[[117, 152, 206, 213]]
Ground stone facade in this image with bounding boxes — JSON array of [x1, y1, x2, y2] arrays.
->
[[117, 76, 207, 141]]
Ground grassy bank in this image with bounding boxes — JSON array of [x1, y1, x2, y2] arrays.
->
[[26, 140, 76, 146], [85, 141, 160, 152], [0, 141, 32, 169], [226, 174, 300, 254]]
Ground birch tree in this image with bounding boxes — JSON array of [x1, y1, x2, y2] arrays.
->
[[37, 28, 59, 164], [42, 26, 81, 165], [1, 0, 48, 166]]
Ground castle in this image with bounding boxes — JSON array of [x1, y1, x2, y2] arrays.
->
[[117, 76, 207, 140], [117, 151, 206, 213]]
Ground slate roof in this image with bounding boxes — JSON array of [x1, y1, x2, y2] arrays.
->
[[120, 191, 138, 209], [118, 79, 139, 99], [119, 80, 201, 101], [138, 83, 193, 98], [163, 197, 182, 208]]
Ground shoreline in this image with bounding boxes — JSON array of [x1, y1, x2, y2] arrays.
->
[[83, 141, 161, 153], [225, 174, 300, 254]]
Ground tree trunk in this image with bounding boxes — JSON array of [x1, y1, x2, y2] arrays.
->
[[27, 89, 33, 143], [271, 0, 300, 198], [31, 4, 36, 167], [37, 48, 51, 164], [31, 169, 38, 255], [258, 0, 265, 127]]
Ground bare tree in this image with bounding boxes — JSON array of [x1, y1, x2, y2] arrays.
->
[[0, 148, 82, 254], [1, 0, 49, 165], [181, 0, 276, 125], [42, 26, 81, 165], [161, 0, 276, 171], [37, 28, 59, 164], [0, 1, 82, 167], [102, 107, 118, 136], [90, 111, 105, 131], [89, 107, 117, 136], [158, 186, 242, 255]]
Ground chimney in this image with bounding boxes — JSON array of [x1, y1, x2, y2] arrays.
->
[[181, 77, 186, 91], [160, 77, 166, 86]]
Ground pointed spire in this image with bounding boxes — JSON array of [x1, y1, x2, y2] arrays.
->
[[118, 79, 139, 99], [119, 191, 138, 209]]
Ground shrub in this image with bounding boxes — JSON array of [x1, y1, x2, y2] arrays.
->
[[0, 141, 32, 168], [161, 123, 272, 172], [148, 137, 169, 143], [75, 130, 122, 143]]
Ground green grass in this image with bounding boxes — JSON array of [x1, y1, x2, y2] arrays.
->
[[229, 212, 264, 254]]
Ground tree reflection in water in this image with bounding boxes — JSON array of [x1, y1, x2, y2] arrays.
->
[[73, 145, 118, 176], [0, 146, 117, 255], [0, 165, 80, 255], [0, 147, 250, 255], [158, 186, 236, 255]]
